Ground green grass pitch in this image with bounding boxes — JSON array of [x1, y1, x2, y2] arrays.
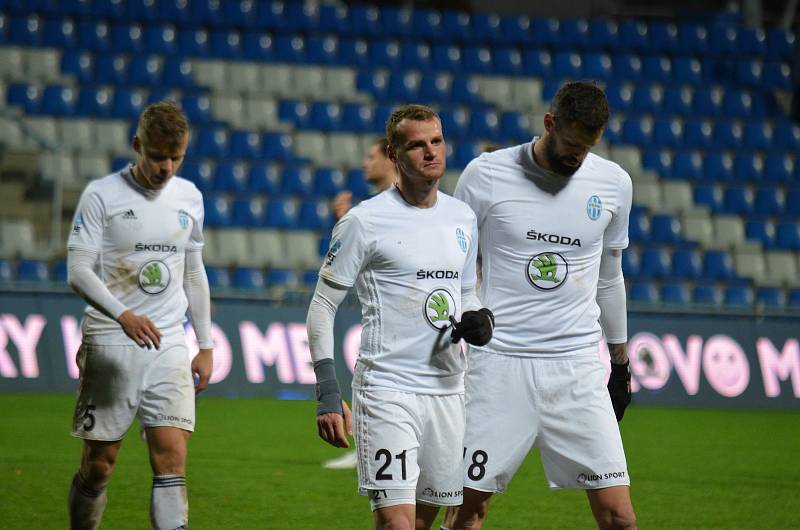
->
[[1, 394, 797, 529]]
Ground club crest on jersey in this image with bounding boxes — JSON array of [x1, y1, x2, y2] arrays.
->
[[526, 252, 568, 291], [424, 288, 456, 330], [324, 239, 342, 266], [138, 260, 171, 295], [586, 195, 602, 221], [72, 212, 83, 234], [178, 209, 189, 230], [456, 227, 468, 253]]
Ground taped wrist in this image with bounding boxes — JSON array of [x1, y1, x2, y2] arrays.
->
[[313, 358, 343, 416]]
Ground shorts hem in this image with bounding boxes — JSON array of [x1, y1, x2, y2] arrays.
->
[[70, 431, 125, 442], [417, 499, 463, 507], [549, 480, 631, 491], [464, 485, 504, 495], [140, 422, 195, 432]]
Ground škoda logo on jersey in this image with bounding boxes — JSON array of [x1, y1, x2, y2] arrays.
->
[[138, 260, 171, 295], [423, 288, 456, 330], [526, 252, 568, 291]]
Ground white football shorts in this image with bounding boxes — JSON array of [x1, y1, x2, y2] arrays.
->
[[353, 387, 465, 509], [71, 340, 195, 441], [462, 349, 630, 492]]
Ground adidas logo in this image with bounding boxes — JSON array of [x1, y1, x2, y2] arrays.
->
[[123, 209, 137, 220]]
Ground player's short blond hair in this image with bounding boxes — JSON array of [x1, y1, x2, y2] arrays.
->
[[136, 100, 189, 150], [385, 104, 440, 149]]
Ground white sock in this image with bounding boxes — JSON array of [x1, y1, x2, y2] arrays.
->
[[150, 474, 188, 530], [68, 471, 107, 530]]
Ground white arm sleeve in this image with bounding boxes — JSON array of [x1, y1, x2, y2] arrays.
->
[[597, 249, 628, 344], [184, 249, 213, 349], [67, 247, 128, 320], [462, 285, 482, 313], [306, 278, 349, 363]]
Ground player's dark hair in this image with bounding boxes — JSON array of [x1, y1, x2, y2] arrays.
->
[[549, 81, 609, 133], [385, 104, 440, 149], [372, 137, 390, 158], [136, 100, 189, 150]]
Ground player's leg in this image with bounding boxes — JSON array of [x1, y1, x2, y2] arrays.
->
[[415, 502, 440, 530], [450, 351, 539, 529], [373, 503, 416, 530], [536, 355, 634, 529], [586, 486, 636, 530], [146, 426, 191, 530], [69, 439, 122, 530], [69, 343, 144, 530], [139, 342, 196, 530]]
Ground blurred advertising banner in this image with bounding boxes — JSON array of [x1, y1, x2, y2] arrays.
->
[[0, 291, 798, 409]]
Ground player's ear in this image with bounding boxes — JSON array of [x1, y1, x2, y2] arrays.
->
[[386, 144, 397, 163], [132, 135, 141, 154], [543, 113, 556, 134]]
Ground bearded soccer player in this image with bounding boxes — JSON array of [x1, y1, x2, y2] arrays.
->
[[445, 82, 636, 530], [66, 101, 213, 530], [307, 104, 494, 530]]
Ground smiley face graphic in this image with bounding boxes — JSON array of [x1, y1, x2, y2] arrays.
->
[[702, 335, 750, 397]]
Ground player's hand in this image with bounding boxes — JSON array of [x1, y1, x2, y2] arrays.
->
[[607, 361, 632, 421], [317, 400, 352, 448], [117, 309, 161, 349], [191, 348, 213, 393], [331, 191, 353, 220], [449, 308, 494, 346]]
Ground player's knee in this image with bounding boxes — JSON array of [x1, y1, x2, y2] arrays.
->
[[596, 505, 636, 530], [375, 514, 414, 530], [150, 447, 186, 475], [81, 444, 119, 485]]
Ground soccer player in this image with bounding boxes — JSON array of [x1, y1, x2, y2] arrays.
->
[[446, 82, 637, 530], [306, 104, 494, 530], [66, 101, 213, 530], [323, 136, 400, 471], [331, 137, 400, 221]]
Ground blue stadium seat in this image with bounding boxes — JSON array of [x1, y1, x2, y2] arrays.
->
[[380, 6, 413, 39], [639, 247, 670, 279], [640, 148, 672, 178], [694, 185, 723, 213], [493, 48, 523, 76], [283, 1, 317, 32], [621, 248, 640, 277], [629, 281, 658, 303], [742, 121, 771, 152], [468, 110, 500, 141], [650, 214, 682, 244], [203, 195, 232, 227], [215, 161, 249, 193], [262, 132, 296, 162], [763, 61, 791, 90], [266, 269, 299, 289], [231, 197, 265, 227], [662, 85, 693, 115], [605, 82, 634, 113], [500, 15, 532, 46], [275, 34, 306, 63], [61, 50, 95, 84], [302, 270, 320, 289], [774, 222, 800, 250], [248, 162, 281, 194], [17, 260, 49, 283], [209, 30, 243, 59], [671, 149, 702, 180], [522, 49, 552, 77], [43, 17, 77, 48], [754, 188, 784, 216], [143, 25, 177, 55], [110, 22, 144, 54], [558, 18, 591, 49], [612, 53, 642, 81], [228, 131, 261, 160], [756, 287, 785, 308], [785, 190, 800, 218], [110, 88, 146, 119], [128, 55, 163, 86], [628, 208, 650, 242], [661, 281, 690, 305], [712, 119, 743, 150], [78, 20, 112, 51], [265, 198, 299, 228], [401, 42, 432, 70], [531, 17, 560, 47], [499, 112, 532, 143], [177, 28, 210, 57], [691, 282, 720, 305], [737, 28, 766, 56], [370, 39, 402, 68], [763, 155, 794, 184], [206, 267, 231, 289], [652, 118, 682, 148], [766, 28, 794, 59], [702, 250, 735, 280], [94, 0, 126, 19], [355, 70, 388, 100], [582, 52, 613, 81], [181, 161, 215, 192], [788, 289, 800, 309], [462, 46, 493, 74], [51, 259, 68, 284], [552, 52, 582, 79], [618, 20, 649, 51], [339, 37, 369, 67], [412, 8, 444, 41], [471, 13, 501, 43], [8, 14, 43, 45], [341, 103, 373, 133], [194, 127, 229, 159], [724, 285, 753, 308], [692, 87, 723, 116], [418, 74, 451, 103], [722, 186, 754, 215], [278, 100, 310, 128], [41, 85, 76, 116], [641, 56, 671, 83], [281, 164, 314, 195], [307, 35, 339, 64], [701, 151, 733, 182], [450, 142, 481, 170], [672, 57, 704, 85], [94, 53, 129, 85], [451, 77, 482, 105], [387, 73, 420, 102], [298, 199, 334, 230], [347, 168, 371, 197], [589, 19, 620, 50], [649, 22, 679, 53], [670, 248, 702, 279], [242, 31, 276, 61], [234, 267, 266, 290], [723, 89, 755, 118], [347, 4, 380, 36], [314, 168, 346, 197], [620, 117, 652, 146], [745, 219, 774, 248], [734, 60, 762, 88], [733, 153, 763, 183], [632, 85, 663, 114]]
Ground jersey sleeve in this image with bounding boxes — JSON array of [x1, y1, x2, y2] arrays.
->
[[603, 169, 632, 250], [454, 157, 491, 226], [67, 185, 105, 251], [461, 212, 479, 291], [318, 210, 371, 288], [188, 192, 205, 251]]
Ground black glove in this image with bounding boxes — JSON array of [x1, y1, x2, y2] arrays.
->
[[449, 308, 494, 346], [607, 361, 632, 421]]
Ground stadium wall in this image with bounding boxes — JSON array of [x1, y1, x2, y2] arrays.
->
[[0, 291, 798, 409]]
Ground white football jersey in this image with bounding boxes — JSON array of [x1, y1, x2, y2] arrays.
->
[[67, 166, 205, 343], [455, 140, 632, 356], [320, 186, 478, 395]]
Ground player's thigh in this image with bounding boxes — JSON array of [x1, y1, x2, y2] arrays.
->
[[139, 342, 195, 432], [72, 343, 147, 441], [462, 350, 539, 493], [416, 393, 464, 507], [353, 388, 422, 497], [537, 356, 630, 490]]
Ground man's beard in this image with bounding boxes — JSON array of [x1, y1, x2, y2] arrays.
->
[[543, 134, 582, 177]]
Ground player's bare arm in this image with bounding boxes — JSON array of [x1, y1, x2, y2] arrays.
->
[[191, 348, 213, 393]]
